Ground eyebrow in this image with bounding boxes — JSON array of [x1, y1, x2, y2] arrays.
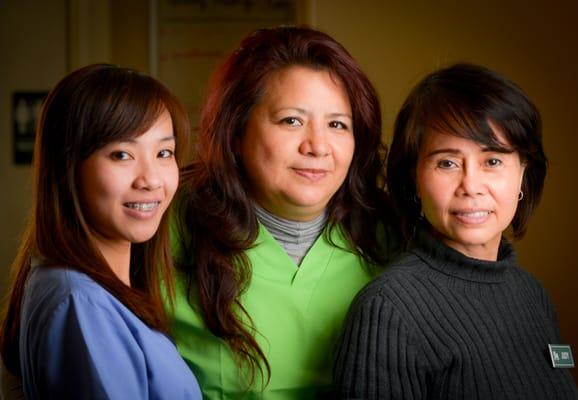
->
[[327, 112, 353, 119], [425, 146, 515, 157], [274, 107, 352, 119], [121, 135, 175, 144], [275, 107, 308, 115], [424, 148, 459, 157]]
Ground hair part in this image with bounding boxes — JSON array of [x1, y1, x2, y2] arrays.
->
[[0, 64, 190, 375], [387, 62, 547, 244]]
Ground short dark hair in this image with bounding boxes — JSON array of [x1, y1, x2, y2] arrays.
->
[[387, 63, 547, 242]]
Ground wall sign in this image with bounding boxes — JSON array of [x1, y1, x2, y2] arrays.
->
[[12, 91, 47, 165]]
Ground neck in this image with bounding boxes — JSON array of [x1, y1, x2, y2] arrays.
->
[[91, 235, 132, 286], [440, 235, 501, 261], [254, 202, 327, 265], [414, 227, 516, 283]]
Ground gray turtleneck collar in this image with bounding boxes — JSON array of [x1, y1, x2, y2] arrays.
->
[[254, 203, 328, 266]]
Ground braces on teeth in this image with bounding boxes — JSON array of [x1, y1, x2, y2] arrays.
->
[[126, 202, 158, 211]]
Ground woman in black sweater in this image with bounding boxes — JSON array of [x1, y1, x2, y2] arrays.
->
[[335, 63, 577, 399]]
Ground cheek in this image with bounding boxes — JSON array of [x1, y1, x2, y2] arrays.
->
[[164, 165, 180, 201], [417, 173, 452, 215], [334, 136, 355, 170], [496, 182, 522, 214], [241, 131, 279, 166], [80, 167, 121, 204], [421, 190, 449, 217]]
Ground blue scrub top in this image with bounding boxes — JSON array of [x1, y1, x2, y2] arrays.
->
[[20, 266, 202, 399]]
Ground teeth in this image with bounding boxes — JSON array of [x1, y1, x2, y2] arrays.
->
[[456, 211, 490, 218], [125, 202, 159, 211]]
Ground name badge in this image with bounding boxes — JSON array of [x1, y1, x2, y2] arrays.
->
[[548, 344, 574, 368]]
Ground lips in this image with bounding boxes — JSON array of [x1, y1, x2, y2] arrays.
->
[[452, 209, 492, 224], [123, 201, 161, 212], [292, 168, 329, 181]]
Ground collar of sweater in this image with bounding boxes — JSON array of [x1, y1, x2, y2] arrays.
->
[[253, 203, 327, 246], [410, 226, 517, 283]]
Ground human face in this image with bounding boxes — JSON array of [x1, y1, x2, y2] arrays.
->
[[239, 66, 355, 221], [78, 110, 179, 252], [415, 124, 525, 260]]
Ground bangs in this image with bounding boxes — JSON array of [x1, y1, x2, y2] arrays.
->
[[102, 78, 168, 142], [78, 71, 186, 161], [425, 100, 515, 153]]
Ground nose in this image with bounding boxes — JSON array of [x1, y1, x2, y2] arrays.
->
[[299, 122, 330, 157], [133, 159, 162, 190], [457, 164, 487, 197]]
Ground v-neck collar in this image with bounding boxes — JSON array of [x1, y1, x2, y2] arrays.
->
[[249, 222, 351, 285]]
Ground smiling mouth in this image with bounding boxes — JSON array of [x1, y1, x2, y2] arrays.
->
[[124, 202, 160, 212], [452, 210, 492, 224], [292, 168, 329, 180], [453, 210, 491, 218]]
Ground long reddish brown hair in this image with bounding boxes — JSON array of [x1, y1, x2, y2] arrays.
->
[[0, 64, 190, 375], [174, 26, 392, 386]]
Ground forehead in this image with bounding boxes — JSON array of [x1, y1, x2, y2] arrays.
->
[[421, 120, 513, 152], [260, 66, 349, 107]]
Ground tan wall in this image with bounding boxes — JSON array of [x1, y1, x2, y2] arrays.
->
[[0, 0, 576, 381], [0, 0, 113, 296], [110, 0, 149, 73], [0, 0, 68, 294]]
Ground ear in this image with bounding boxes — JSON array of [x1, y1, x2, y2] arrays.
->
[[518, 162, 527, 192]]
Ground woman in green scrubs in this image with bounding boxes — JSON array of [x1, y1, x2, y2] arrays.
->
[[170, 26, 396, 399]]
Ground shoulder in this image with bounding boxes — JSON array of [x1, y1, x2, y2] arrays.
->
[[21, 267, 125, 334], [358, 252, 426, 295], [349, 251, 430, 316], [25, 267, 107, 307], [506, 263, 549, 293], [506, 263, 553, 303], [341, 253, 432, 351]]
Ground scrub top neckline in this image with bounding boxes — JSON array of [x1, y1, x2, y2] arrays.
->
[[251, 222, 351, 285]]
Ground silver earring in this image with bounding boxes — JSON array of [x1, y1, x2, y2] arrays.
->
[[518, 191, 524, 201]]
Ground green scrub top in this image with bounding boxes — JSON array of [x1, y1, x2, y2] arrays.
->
[[171, 223, 376, 399]]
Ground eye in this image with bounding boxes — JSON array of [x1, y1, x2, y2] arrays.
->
[[329, 120, 349, 130], [437, 159, 457, 169], [158, 149, 174, 159], [486, 158, 502, 167], [280, 117, 302, 126], [110, 151, 132, 161]]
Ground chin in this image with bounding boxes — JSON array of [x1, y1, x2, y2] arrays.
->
[[451, 232, 497, 248], [126, 230, 158, 244], [289, 192, 332, 208]]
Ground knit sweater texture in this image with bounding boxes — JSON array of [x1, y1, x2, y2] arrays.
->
[[335, 229, 577, 399]]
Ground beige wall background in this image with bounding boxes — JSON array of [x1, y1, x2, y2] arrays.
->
[[1, 0, 576, 381], [0, 0, 68, 296]]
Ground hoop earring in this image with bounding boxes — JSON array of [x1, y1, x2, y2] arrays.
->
[[518, 191, 524, 201]]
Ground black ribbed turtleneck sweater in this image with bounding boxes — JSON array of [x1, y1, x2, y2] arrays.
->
[[334, 229, 577, 399]]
